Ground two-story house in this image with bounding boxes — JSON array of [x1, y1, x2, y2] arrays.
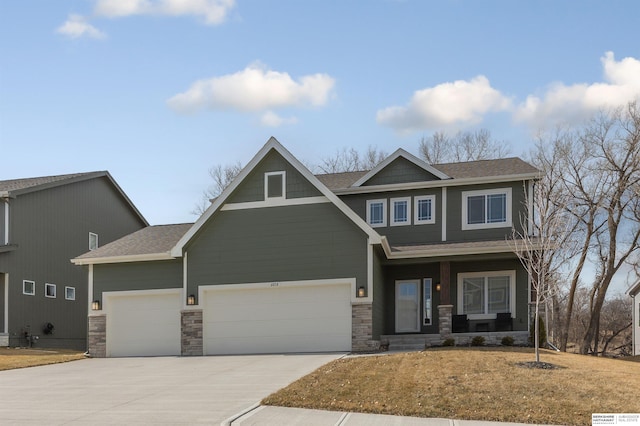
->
[[0, 172, 148, 349], [72, 138, 539, 357]]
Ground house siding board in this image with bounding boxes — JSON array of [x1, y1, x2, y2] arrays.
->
[[4, 177, 145, 350], [186, 203, 368, 291], [450, 258, 528, 331], [371, 248, 385, 339], [227, 150, 322, 204], [340, 190, 442, 245], [446, 181, 528, 242], [93, 260, 182, 303], [363, 157, 441, 186], [0, 200, 6, 244]]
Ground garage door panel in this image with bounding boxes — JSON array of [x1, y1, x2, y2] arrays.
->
[[203, 283, 351, 355], [107, 292, 181, 357]]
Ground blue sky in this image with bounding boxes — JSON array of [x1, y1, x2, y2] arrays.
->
[[1, 0, 639, 228]]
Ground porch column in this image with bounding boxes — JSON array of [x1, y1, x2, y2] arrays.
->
[[439, 261, 451, 304], [438, 305, 453, 338]]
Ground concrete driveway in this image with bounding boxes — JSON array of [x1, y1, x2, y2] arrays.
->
[[0, 353, 343, 425]]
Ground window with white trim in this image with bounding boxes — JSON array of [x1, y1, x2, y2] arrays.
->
[[265, 171, 286, 200], [462, 188, 512, 230], [414, 195, 435, 224], [457, 270, 515, 319], [23, 280, 35, 296], [89, 232, 98, 251], [65, 286, 76, 301], [366, 199, 387, 227], [423, 278, 432, 325], [390, 197, 411, 226], [45, 283, 56, 298]]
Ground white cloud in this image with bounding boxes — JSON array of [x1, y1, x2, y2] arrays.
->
[[376, 76, 511, 133], [514, 52, 640, 128], [167, 63, 336, 113], [260, 111, 298, 127], [56, 14, 106, 39], [94, 0, 235, 25]]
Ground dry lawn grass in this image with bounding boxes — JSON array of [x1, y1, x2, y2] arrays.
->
[[0, 347, 85, 371], [263, 347, 640, 425]]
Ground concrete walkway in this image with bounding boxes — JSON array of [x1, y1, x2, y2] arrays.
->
[[226, 405, 552, 426]]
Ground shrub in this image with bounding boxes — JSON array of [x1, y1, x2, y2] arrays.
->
[[501, 336, 514, 346], [529, 316, 547, 348], [471, 336, 485, 346], [442, 338, 455, 347]]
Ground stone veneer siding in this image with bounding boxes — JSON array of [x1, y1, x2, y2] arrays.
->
[[88, 314, 106, 358], [438, 305, 453, 338], [181, 310, 203, 356], [352, 303, 380, 352]]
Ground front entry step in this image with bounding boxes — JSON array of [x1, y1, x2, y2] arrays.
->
[[381, 334, 439, 351]]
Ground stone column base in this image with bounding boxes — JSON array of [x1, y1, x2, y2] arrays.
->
[[438, 305, 453, 338], [88, 314, 106, 358], [352, 303, 380, 352], [181, 309, 203, 356]]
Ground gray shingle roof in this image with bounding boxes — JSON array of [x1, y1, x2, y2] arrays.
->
[[75, 223, 193, 260], [0, 172, 102, 194], [314, 157, 539, 190]]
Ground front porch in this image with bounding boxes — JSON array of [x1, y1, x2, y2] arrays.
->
[[381, 331, 529, 351]]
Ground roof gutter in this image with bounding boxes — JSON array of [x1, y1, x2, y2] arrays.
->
[[71, 252, 176, 266]]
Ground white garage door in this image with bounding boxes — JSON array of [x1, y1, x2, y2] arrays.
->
[[203, 282, 352, 355], [106, 290, 181, 357]]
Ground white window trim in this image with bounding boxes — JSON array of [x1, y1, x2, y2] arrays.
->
[[414, 195, 436, 225], [390, 197, 411, 226], [366, 199, 387, 228], [264, 171, 286, 200], [89, 232, 99, 251], [423, 278, 432, 325], [45, 283, 57, 299], [65, 286, 76, 301], [461, 187, 512, 230], [457, 270, 516, 320], [23, 280, 35, 296]]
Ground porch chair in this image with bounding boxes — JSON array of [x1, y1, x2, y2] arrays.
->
[[451, 314, 469, 333], [495, 312, 513, 332]]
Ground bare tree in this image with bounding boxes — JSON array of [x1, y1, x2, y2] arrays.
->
[[316, 145, 386, 173], [192, 162, 243, 215], [419, 129, 511, 164], [598, 294, 632, 357]]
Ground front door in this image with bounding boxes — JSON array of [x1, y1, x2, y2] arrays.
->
[[395, 280, 420, 333]]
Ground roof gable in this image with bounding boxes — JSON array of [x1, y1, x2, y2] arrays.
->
[[352, 149, 450, 187], [171, 137, 381, 256]]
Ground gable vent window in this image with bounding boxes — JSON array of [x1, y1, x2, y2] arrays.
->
[[265, 171, 286, 200], [89, 232, 99, 251]]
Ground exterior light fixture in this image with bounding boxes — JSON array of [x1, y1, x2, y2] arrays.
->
[[91, 300, 100, 310], [187, 294, 196, 306], [436, 283, 441, 292], [357, 286, 366, 298]]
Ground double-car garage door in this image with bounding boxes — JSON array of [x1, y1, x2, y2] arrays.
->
[[105, 282, 352, 357]]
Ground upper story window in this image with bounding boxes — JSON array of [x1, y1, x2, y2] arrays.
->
[[390, 197, 411, 226], [414, 195, 435, 225], [65, 286, 76, 301], [89, 232, 99, 251], [265, 171, 286, 200], [366, 199, 387, 228], [461, 188, 512, 230], [23, 280, 35, 296], [45, 283, 57, 298], [457, 270, 515, 319]]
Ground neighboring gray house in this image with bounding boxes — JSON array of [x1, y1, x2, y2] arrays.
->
[[73, 137, 539, 357], [628, 281, 640, 356], [0, 172, 147, 349]]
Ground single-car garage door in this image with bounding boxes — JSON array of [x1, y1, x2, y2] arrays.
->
[[106, 290, 181, 357], [203, 282, 352, 355]]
